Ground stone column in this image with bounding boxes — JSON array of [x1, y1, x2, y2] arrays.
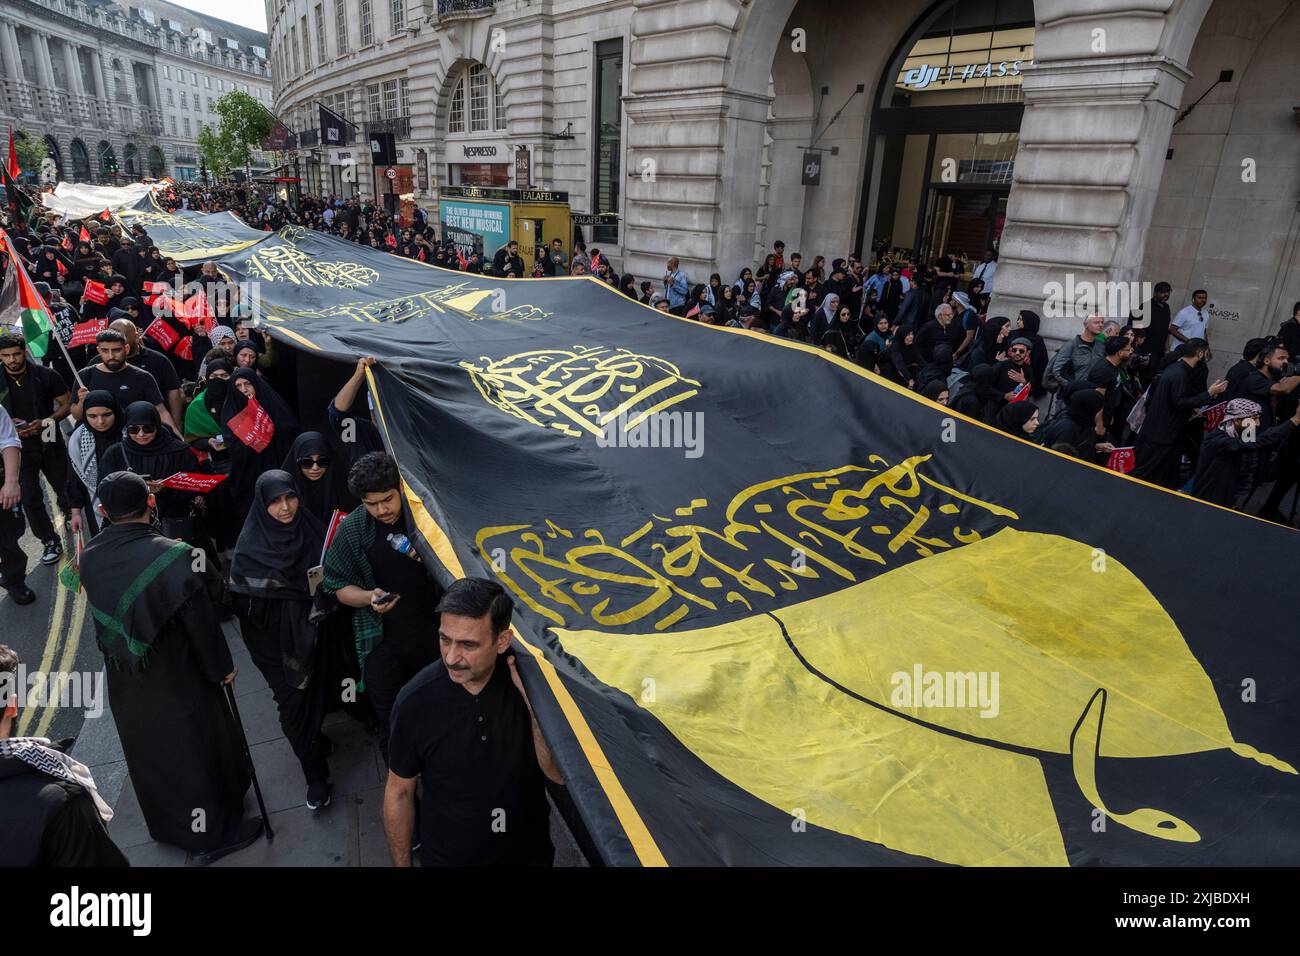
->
[[0, 21, 22, 81], [89, 47, 106, 99], [62, 39, 83, 94], [33, 31, 56, 90], [988, 0, 1214, 346]]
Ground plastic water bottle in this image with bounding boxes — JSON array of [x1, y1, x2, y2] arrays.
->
[[387, 532, 421, 563]]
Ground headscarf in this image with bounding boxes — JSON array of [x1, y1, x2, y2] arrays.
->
[[619, 274, 638, 298], [1017, 310, 1041, 337], [67, 391, 122, 521], [996, 402, 1038, 435], [921, 380, 948, 403], [1220, 398, 1263, 437], [113, 401, 193, 476], [230, 470, 324, 599], [281, 432, 351, 523], [208, 324, 236, 348], [219, 368, 299, 439], [234, 340, 262, 369], [980, 316, 1010, 355], [1066, 388, 1106, 427]]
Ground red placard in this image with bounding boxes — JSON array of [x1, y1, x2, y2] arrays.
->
[[159, 472, 228, 493], [82, 279, 109, 305], [1200, 401, 1228, 432], [144, 318, 180, 351], [226, 397, 275, 452], [174, 336, 193, 361], [68, 319, 106, 348], [142, 280, 171, 307], [1106, 447, 1136, 474]]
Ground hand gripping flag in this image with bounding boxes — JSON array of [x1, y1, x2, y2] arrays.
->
[[82, 279, 109, 306], [226, 397, 275, 452]]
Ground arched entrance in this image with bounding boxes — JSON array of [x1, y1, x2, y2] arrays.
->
[[123, 142, 139, 178], [43, 136, 63, 181], [147, 145, 166, 179], [98, 141, 117, 182], [70, 139, 90, 181]]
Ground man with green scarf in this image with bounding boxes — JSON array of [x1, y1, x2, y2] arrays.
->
[[81, 471, 262, 865], [322, 452, 441, 762]]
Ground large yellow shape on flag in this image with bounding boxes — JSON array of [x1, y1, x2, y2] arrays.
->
[[557, 529, 1294, 866]]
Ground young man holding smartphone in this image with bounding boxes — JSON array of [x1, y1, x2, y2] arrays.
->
[[321, 452, 442, 760]]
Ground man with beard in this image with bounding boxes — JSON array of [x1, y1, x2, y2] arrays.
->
[[69, 329, 174, 432], [81, 472, 262, 864], [1132, 281, 1173, 362], [1244, 343, 1300, 524], [108, 318, 183, 428], [0, 332, 72, 567], [383, 578, 561, 867], [322, 452, 443, 760], [1133, 339, 1227, 488]]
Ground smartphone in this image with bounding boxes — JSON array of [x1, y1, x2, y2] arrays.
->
[[307, 565, 323, 597], [372, 591, 398, 607]]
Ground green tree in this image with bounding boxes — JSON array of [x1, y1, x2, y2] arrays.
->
[[196, 123, 234, 182], [13, 131, 48, 175], [213, 90, 274, 180]]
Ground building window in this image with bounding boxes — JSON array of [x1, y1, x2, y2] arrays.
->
[[495, 77, 505, 130], [204, 75, 211, 88], [360, 0, 373, 46], [166, 89, 174, 106], [367, 83, 381, 121], [390, 0, 404, 33], [192, 72, 198, 86], [301, 15, 311, 70], [168, 116, 176, 134], [163, 65, 171, 79], [183, 117, 191, 135], [448, 76, 464, 134], [291, 25, 301, 75], [591, 38, 624, 242], [399, 76, 410, 117], [469, 64, 490, 132], [315, 5, 327, 62], [335, 0, 348, 54], [180, 90, 188, 108], [382, 78, 399, 118]]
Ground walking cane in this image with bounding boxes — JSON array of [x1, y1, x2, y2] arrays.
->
[[223, 682, 275, 842]]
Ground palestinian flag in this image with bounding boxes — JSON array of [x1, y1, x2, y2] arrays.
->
[[0, 228, 55, 359]]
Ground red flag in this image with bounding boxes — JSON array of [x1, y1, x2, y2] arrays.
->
[[55, 258, 66, 276], [1008, 382, 1031, 403], [180, 293, 213, 333], [159, 472, 228, 493], [1106, 447, 1136, 474], [456, 250, 467, 270], [68, 318, 106, 348], [6, 128, 19, 180], [78, 225, 91, 243], [1200, 401, 1229, 432], [686, 305, 701, 319], [226, 397, 275, 452], [60, 233, 74, 253], [141, 280, 170, 307], [385, 234, 397, 249], [98, 209, 111, 222], [82, 279, 109, 305], [174, 336, 193, 361], [144, 317, 180, 351]]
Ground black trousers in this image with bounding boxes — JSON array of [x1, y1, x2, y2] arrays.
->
[[0, 504, 26, 589], [18, 439, 69, 543], [1133, 441, 1181, 489], [363, 626, 438, 764]]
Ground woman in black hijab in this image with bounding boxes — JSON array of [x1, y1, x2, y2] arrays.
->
[[882, 327, 921, 387], [618, 274, 638, 300], [949, 363, 999, 422], [1037, 389, 1112, 461], [966, 316, 1010, 370], [996, 401, 1040, 438], [101, 402, 211, 544], [229, 470, 333, 809], [220, 367, 301, 523], [66, 391, 122, 539], [281, 432, 355, 524]]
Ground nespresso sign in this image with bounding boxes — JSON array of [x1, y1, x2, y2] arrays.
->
[[462, 145, 499, 158], [452, 141, 507, 161]]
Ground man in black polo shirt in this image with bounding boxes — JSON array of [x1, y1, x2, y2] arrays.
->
[[0, 332, 71, 566], [384, 578, 562, 868], [108, 317, 183, 427], [69, 330, 173, 431]]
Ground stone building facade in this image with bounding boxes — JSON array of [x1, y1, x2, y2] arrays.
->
[[268, 0, 1300, 361], [0, 0, 272, 185]]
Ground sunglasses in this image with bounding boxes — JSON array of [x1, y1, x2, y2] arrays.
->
[[297, 456, 329, 469], [127, 424, 157, 435]]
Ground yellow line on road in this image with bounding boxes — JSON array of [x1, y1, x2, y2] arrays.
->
[[17, 488, 70, 737]]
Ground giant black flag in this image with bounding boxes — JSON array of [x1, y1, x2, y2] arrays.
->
[[158, 214, 1298, 866]]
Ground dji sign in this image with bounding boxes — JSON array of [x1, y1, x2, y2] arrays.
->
[[802, 151, 822, 187]]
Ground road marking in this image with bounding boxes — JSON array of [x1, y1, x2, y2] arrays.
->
[[17, 487, 71, 737]]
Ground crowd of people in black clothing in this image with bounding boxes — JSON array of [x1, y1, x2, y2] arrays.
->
[[3, 179, 1300, 867], [0, 182, 563, 868]]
